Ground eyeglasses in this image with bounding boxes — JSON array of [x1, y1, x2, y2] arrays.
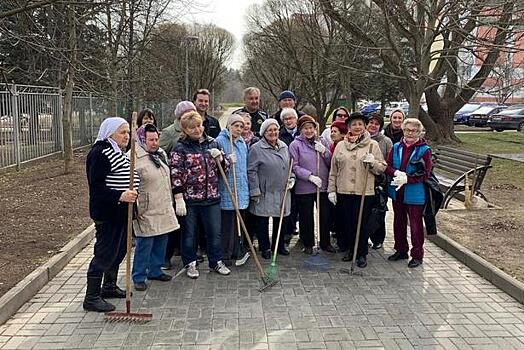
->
[[404, 128, 419, 134], [335, 114, 347, 118]]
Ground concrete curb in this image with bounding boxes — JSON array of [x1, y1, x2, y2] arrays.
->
[[0, 224, 95, 325], [429, 232, 524, 304]]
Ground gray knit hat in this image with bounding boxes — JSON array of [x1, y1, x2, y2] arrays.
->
[[226, 114, 245, 129], [174, 101, 196, 119], [259, 118, 280, 136]]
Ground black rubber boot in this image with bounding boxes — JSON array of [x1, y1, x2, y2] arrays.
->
[[101, 268, 128, 299], [83, 277, 115, 312]]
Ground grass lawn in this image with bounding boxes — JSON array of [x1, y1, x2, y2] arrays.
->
[[456, 132, 524, 154], [454, 132, 524, 206]]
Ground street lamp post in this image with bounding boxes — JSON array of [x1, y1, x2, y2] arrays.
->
[[184, 35, 199, 100]]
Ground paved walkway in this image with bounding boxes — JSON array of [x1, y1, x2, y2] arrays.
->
[[491, 153, 524, 163], [1, 213, 524, 349]]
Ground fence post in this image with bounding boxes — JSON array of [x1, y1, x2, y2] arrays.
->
[[11, 84, 21, 170], [58, 88, 64, 153], [89, 93, 94, 143]]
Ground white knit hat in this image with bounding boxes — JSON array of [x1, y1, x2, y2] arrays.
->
[[226, 114, 245, 129], [259, 118, 279, 136]]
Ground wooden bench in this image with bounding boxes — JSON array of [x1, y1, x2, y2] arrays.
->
[[433, 146, 492, 208]]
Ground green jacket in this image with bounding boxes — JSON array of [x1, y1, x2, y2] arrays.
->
[[159, 119, 182, 155]]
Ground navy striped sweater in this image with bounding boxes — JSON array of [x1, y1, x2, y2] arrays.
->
[[86, 140, 140, 222]]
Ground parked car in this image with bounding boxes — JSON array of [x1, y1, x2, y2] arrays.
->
[[487, 108, 524, 132], [453, 103, 482, 124], [385, 102, 409, 117], [468, 105, 507, 127], [360, 103, 381, 116]]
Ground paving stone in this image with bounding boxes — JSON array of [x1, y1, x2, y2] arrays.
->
[[1, 212, 524, 349]]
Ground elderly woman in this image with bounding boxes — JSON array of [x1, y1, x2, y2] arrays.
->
[[84, 117, 139, 312], [215, 114, 250, 266], [248, 119, 294, 259], [170, 111, 231, 278], [328, 113, 386, 268], [366, 113, 393, 250], [131, 124, 179, 291], [385, 118, 432, 268], [384, 109, 405, 144], [289, 115, 334, 254]]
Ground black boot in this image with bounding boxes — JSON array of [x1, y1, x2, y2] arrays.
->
[[101, 268, 128, 299], [83, 277, 115, 312]]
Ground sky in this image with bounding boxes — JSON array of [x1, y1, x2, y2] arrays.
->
[[180, 0, 264, 70]]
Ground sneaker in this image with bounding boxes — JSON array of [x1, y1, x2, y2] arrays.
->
[[186, 261, 199, 279], [371, 243, 383, 250], [213, 261, 231, 275], [235, 252, 250, 266]]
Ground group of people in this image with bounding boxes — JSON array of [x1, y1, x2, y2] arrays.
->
[[83, 87, 433, 313]]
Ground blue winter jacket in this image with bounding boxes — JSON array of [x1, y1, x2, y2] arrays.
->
[[215, 128, 249, 210]]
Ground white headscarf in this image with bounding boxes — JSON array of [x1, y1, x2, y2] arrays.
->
[[95, 117, 128, 153]]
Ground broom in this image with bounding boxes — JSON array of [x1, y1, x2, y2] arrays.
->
[[105, 112, 152, 323], [304, 128, 329, 270], [266, 159, 294, 281], [228, 130, 249, 266], [214, 157, 278, 292]]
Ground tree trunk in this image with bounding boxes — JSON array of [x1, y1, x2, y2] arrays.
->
[[62, 4, 76, 174], [423, 89, 461, 145]]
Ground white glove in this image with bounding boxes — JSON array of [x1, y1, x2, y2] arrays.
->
[[209, 148, 222, 159], [362, 153, 375, 164], [328, 192, 337, 205], [228, 153, 237, 164], [287, 177, 295, 190], [175, 197, 187, 216], [391, 173, 408, 191], [308, 175, 322, 188], [394, 170, 406, 177], [314, 141, 326, 154]]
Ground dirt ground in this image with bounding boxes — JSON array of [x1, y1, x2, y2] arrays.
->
[[0, 150, 91, 297], [437, 179, 524, 284]]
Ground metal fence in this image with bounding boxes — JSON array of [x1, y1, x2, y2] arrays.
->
[[0, 84, 110, 169]]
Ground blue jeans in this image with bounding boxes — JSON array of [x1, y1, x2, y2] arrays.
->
[[181, 203, 222, 268], [132, 234, 168, 283]]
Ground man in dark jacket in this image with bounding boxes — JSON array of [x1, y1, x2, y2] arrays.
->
[[271, 90, 305, 126], [193, 88, 221, 138], [233, 87, 268, 136]]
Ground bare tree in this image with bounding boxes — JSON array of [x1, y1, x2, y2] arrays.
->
[[319, 0, 523, 143]]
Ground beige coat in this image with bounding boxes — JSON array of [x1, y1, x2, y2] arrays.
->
[[131, 145, 179, 237], [328, 131, 386, 196]]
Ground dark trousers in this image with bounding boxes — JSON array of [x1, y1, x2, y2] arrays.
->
[[253, 215, 287, 252], [296, 192, 331, 249], [221, 209, 245, 260], [369, 212, 387, 245], [284, 189, 299, 240], [243, 210, 257, 247], [165, 228, 181, 262], [392, 200, 425, 260], [181, 203, 222, 268], [337, 194, 374, 258], [87, 220, 128, 278]]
